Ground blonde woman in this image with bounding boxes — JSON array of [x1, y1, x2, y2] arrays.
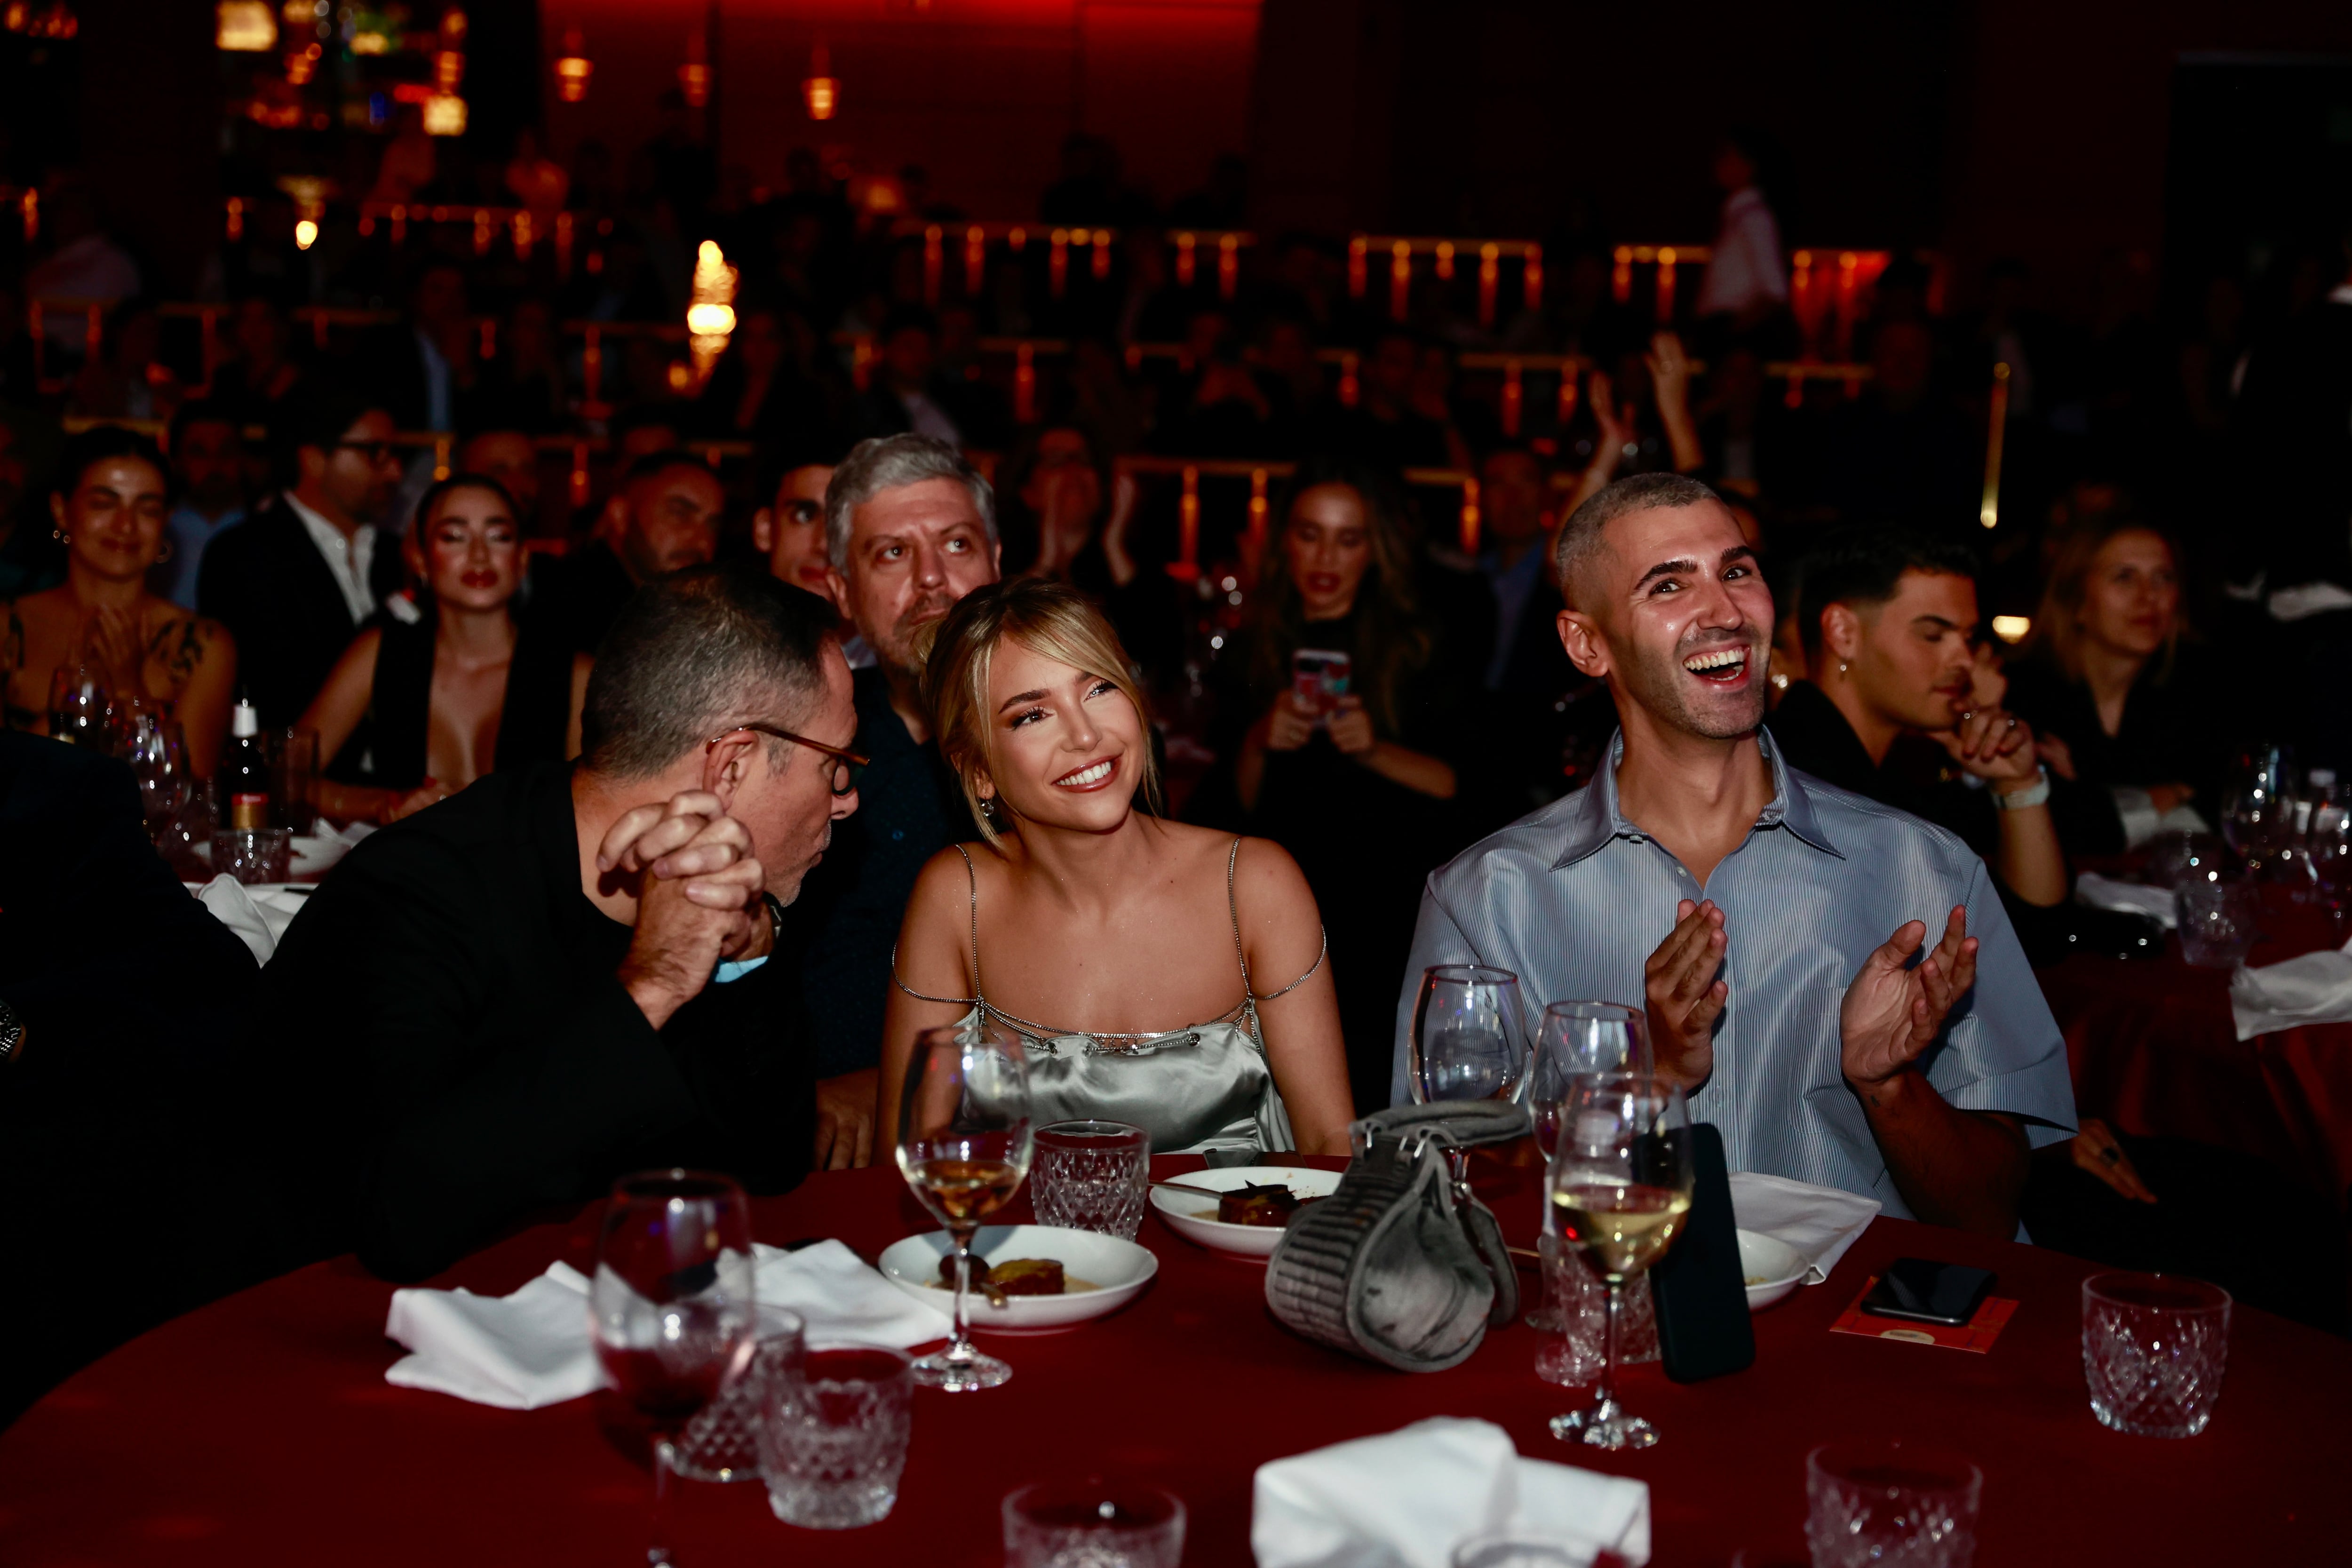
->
[[880, 578, 1355, 1157]]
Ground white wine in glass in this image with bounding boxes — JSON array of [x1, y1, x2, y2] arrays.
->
[[896, 1024, 1034, 1392], [1547, 1072, 1693, 1452]]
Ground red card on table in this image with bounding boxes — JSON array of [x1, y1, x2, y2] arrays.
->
[[1830, 1275, 2018, 1353]]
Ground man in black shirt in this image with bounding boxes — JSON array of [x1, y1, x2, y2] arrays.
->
[[791, 434, 1000, 1169], [246, 566, 860, 1281], [541, 450, 724, 656]]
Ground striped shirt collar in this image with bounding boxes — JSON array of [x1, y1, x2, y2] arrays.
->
[[1552, 727, 1843, 870]]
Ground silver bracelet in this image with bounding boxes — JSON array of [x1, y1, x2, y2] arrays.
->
[[1991, 768, 2051, 811]]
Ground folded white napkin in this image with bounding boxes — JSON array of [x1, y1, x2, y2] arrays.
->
[[1727, 1171, 1880, 1285], [1253, 1417, 1650, 1568], [2074, 872, 2177, 931], [192, 875, 311, 964], [2230, 936, 2352, 1041], [385, 1260, 603, 1409], [751, 1239, 952, 1348], [382, 1241, 951, 1409]]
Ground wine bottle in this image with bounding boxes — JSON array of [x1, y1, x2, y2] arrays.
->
[[225, 698, 271, 831]]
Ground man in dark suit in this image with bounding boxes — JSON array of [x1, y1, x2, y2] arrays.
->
[[354, 258, 477, 435], [197, 386, 406, 732], [242, 566, 856, 1281], [0, 734, 260, 1420]]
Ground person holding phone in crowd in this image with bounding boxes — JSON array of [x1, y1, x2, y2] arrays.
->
[[1195, 456, 1468, 1110]]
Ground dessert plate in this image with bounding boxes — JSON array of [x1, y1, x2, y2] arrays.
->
[[1148, 1164, 1344, 1261], [876, 1224, 1157, 1335]]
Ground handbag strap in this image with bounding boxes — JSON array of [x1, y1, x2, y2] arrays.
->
[[1353, 1100, 1531, 1151]]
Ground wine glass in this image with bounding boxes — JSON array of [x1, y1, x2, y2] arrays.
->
[[1526, 1002, 1652, 1332], [1410, 965, 1532, 1186], [122, 708, 190, 840], [2310, 790, 2352, 935], [896, 1023, 1034, 1392], [590, 1169, 758, 1568], [1546, 1072, 1694, 1451], [2221, 743, 2297, 879], [47, 661, 113, 752]]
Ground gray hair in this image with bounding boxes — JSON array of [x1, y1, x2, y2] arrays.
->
[[580, 565, 838, 780], [1553, 471, 1726, 609], [824, 433, 996, 573]]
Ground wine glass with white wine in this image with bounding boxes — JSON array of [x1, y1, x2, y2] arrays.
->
[[896, 1023, 1034, 1392], [1546, 1071, 1694, 1451]]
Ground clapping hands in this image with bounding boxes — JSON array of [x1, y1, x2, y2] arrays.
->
[[1840, 906, 1978, 1090]]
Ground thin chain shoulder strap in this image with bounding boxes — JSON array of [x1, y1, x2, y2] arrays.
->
[[1227, 836, 1329, 1011], [887, 844, 987, 1008]]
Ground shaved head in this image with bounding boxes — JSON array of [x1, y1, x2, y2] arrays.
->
[[1554, 471, 1727, 612]]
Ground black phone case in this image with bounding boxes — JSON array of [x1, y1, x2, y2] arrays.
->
[[1861, 1260, 1996, 1325], [1647, 1122, 1755, 1384]]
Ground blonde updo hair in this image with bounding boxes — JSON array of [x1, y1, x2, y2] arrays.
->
[[919, 577, 1163, 847]]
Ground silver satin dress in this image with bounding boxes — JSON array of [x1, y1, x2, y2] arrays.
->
[[894, 840, 1321, 1156]]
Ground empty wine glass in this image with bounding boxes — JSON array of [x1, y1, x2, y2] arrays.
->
[[122, 709, 190, 839], [1411, 965, 1531, 1187], [590, 1170, 758, 1568], [2310, 793, 2352, 935], [2221, 743, 2297, 879], [896, 1024, 1034, 1392], [1547, 1072, 1693, 1451], [1527, 1002, 1652, 1334], [46, 661, 113, 751]]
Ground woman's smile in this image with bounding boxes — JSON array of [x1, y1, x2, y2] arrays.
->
[[1051, 755, 1120, 791]]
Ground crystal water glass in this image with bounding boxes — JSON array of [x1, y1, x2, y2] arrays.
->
[[757, 1344, 914, 1529], [2083, 1272, 2230, 1438], [1804, 1441, 1982, 1568], [2174, 878, 2258, 968], [671, 1305, 804, 1483], [213, 827, 292, 884], [1030, 1120, 1151, 1239], [1002, 1478, 1186, 1568]]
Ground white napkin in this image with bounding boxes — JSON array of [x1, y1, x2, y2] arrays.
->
[[381, 1242, 951, 1409], [192, 875, 310, 964], [2074, 872, 2177, 931], [751, 1239, 951, 1348], [1253, 1417, 1650, 1568], [1727, 1171, 1880, 1285], [2230, 936, 2352, 1041], [384, 1261, 604, 1409]]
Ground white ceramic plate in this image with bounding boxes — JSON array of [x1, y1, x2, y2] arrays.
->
[[1148, 1164, 1344, 1260], [1737, 1228, 1808, 1311], [875, 1224, 1157, 1335]]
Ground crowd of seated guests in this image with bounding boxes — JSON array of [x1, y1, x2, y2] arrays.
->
[[9, 129, 2352, 1421]]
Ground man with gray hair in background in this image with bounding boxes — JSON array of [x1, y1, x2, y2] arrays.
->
[[241, 565, 863, 1281], [788, 433, 1001, 1169]]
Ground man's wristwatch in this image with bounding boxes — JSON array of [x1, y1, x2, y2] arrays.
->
[[1991, 767, 2051, 811], [0, 995, 23, 1063]]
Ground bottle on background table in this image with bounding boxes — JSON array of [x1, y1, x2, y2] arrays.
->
[[224, 698, 271, 831]]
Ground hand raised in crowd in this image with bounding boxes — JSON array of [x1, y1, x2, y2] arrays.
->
[[1324, 693, 1377, 756], [1644, 899, 1729, 1090], [813, 1067, 879, 1171], [1938, 703, 2041, 788], [1258, 689, 1319, 753], [1840, 906, 1978, 1090], [2068, 1116, 2158, 1204], [601, 792, 770, 1030]]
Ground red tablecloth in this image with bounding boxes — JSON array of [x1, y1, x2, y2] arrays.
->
[[2038, 906, 2352, 1214], [3, 1158, 2346, 1567]]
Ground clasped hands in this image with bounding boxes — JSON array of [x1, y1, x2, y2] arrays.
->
[[601, 791, 769, 1028], [1644, 898, 1980, 1094]]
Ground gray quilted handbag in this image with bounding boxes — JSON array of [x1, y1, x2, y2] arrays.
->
[[1263, 1101, 1531, 1372]]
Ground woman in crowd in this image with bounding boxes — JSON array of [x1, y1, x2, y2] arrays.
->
[[882, 578, 1354, 1158], [1196, 457, 1467, 1110], [298, 474, 589, 824], [2006, 514, 2224, 855], [1, 427, 235, 774]]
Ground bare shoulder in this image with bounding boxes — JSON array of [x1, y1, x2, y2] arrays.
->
[[906, 841, 987, 922], [1229, 833, 1315, 909]]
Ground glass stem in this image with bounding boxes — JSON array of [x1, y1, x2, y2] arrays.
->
[[647, 1436, 675, 1568], [949, 1224, 976, 1359], [1598, 1277, 1623, 1412]]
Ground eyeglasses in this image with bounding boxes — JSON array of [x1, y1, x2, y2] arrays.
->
[[708, 722, 869, 797]]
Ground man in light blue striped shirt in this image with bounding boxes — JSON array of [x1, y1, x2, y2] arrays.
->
[[1393, 475, 2074, 1233]]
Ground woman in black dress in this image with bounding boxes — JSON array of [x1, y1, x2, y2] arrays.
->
[[300, 475, 589, 823], [1193, 456, 1468, 1111]]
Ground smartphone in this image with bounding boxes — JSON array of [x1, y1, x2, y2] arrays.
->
[[1859, 1258, 1997, 1326], [1290, 649, 1351, 717]]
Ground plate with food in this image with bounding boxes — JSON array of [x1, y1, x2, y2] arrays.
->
[[875, 1224, 1158, 1334], [1737, 1228, 1808, 1311], [1148, 1164, 1344, 1260]]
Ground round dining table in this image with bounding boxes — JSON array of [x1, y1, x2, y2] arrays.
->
[[3, 1154, 2345, 1567]]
